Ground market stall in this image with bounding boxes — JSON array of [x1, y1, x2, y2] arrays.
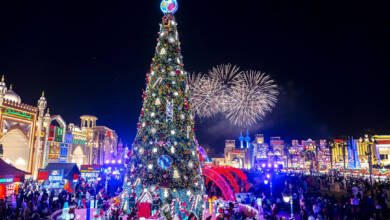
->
[[38, 163, 80, 191], [80, 165, 102, 182], [0, 158, 29, 199]]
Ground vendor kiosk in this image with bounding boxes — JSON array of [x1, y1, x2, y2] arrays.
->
[[38, 163, 80, 191], [0, 158, 28, 199], [80, 165, 102, 182]]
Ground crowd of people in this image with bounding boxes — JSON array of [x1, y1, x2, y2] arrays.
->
[[0, 176, 122, 220], [246, 173, 390, 220], [206, 171, 390, 219], [1, 171, 390, 219]]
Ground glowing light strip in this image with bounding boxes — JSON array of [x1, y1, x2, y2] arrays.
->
[[3, 108, 32, 119]]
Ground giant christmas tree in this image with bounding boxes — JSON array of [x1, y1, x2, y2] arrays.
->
[[121, 0, 204, 219]]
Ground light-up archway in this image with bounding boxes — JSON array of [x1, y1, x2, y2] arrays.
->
[[202, 166, 235, 201], [225, 166, 249, 191], [211, 166, 240, 193], [0, 128, 30, 171]]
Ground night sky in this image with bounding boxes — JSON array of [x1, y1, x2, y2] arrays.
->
[[0, 1, 388, 156]]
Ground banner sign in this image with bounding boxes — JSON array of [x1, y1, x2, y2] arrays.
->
[[59, 143, 68, 163]]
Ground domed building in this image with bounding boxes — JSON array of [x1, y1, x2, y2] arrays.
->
[[4, 85, 22, 104], [0, 76, 47, 177]]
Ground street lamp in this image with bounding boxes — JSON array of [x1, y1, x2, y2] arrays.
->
[[328, 140, 335, 172], [282, 193, 294, 219]]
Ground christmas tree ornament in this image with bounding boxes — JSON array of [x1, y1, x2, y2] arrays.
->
[[166, 99, 173, 121], [155, 98, 161, 105], [168, 37, 175, 43], [158, 155, 172, 170], [173, 169, 180, 179], [160, 48, 166, 55]]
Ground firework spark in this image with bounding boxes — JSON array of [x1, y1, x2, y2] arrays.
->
[[208, 63, 242, 86], [187, 73, 225, 118], [224, 70, 279, 128]]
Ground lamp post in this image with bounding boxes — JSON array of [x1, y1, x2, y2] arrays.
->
[[283, 194, 294, 219], [329, 141, 334, 172], [359, 135, 375, 186], [342, 140, 347, 174]]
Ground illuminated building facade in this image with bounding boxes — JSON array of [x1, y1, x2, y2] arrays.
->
[[372, 135, 390, 165], [317, 140, 331, 171], [94, 125, 118, 164], [212, 140, 252, 169], [0, 76, 120, 173], [338, 135, 390, 168], [211, 134, 287, 170], [67, 116, 118, 167], [269, 137, 286, 167], [290, 140, 304, 168], [0, 76, 46, 177], [252, 134, 269, 168]]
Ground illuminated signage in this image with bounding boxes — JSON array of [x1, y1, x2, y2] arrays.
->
[[0, 178, 21, 183], [73, 139, 86, 145], [65, 133, 73, 144], [49, 176, 63, 181], [49, 170, 63, 182], [3, 108, 32, 119], [59, 143, 68, 163], [55, 127, 63, 142], [48, 142, 60, 159], [51, 170, 60, 176], [0, 178, 13, 183], [48, 126, 55, 141], [81, 165, 101, 173]]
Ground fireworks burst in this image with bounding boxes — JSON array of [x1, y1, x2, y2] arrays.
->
[[187, 73, 225, 118], [187, 65, 279, 127], [208, 63, 242, 86], [225, 70, 279, 128]]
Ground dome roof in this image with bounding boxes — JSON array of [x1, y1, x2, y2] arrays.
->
[[4, 88, 21, 103]]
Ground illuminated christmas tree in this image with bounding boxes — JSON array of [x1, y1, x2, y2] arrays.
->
[[121, 0, 204, 219]]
